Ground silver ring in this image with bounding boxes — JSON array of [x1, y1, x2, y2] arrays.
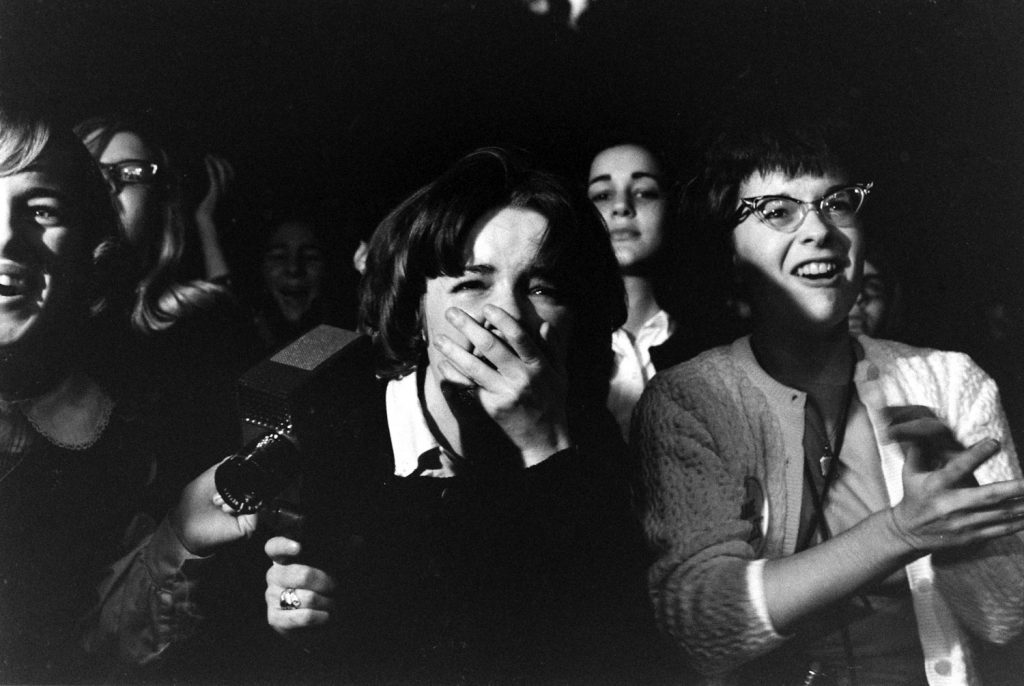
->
[[279, 587, 301, 610]]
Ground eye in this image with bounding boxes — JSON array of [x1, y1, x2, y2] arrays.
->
[[633, 185, 662, 201], [589, 190, 611, 203], [452, 279, 486, 293], [528, 279, 564, 301], [28, 201, 65, 227], [756, 198, 797, 221], [822, 189, 857, 213]]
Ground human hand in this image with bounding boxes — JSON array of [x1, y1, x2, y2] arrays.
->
[[168, 460, 259, 557], [885, 405, 1024, 553], [194, 154, 235, 228], [432, 304, 571, 466], [264, 536, 337, 638]]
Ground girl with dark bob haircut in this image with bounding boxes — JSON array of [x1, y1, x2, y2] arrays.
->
[[361, 146, 626, 403], [95, 147, 667, 686]]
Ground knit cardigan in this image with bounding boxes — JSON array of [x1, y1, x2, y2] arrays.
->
[[634, 335, 1024, 686]]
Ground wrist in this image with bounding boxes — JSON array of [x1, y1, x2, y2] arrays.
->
[[885, 506, 925, 557]]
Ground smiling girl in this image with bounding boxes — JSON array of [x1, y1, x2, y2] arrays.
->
[[634, 122, 1024, 685]]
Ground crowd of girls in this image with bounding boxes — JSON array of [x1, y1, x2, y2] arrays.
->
[[0, 91, 1021, 686]]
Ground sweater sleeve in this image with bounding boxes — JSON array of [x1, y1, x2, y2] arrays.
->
[[633, 368, 788, 675], [82, 514, 208, 666], [932, 355, 1024, 645]]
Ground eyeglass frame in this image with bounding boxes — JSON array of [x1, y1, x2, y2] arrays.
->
[[98, 160, 161, 193], [733, 182, 874, 233]]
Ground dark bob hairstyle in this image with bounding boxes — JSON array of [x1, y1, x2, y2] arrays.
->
[[360, 147, 626, 404]]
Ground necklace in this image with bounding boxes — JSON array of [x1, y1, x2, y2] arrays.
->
[[804, 351, 857, 481]]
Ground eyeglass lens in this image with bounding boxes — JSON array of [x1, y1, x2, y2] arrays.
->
[[757, 187, 864, 230], [104, 162, 157, 184]]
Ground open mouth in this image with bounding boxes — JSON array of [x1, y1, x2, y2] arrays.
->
[[0, 271, 34, 298], [609, 228, 640, 241], [793, 260, 842, 280], [276, 286, 312, 302]]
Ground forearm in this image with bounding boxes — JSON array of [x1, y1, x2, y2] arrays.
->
[[763, 508, 919, 632], [651, 549, 788, 675], [84, 516, 207, 665], [194, 216, 231, 282]]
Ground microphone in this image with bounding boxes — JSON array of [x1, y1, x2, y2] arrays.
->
[[214, 325, 362, 517]]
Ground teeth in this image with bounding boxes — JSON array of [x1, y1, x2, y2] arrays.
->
[[0, 274, 27, 296], [796, 262, 838, 278]]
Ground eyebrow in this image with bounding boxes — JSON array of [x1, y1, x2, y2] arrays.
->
[[745, 184, 856, 202], [461, 264, 496, 276], [20, 187, 71, 203], [587, 171, 662, 187]]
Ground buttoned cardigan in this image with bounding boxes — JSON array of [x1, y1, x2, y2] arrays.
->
[[634, 335, 1024, 686]]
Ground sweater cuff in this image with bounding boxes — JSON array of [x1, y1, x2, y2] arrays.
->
[[747, 559, 786, 639], [145, 517, 209, 589]]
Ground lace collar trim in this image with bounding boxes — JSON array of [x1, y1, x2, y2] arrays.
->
[[15, 373, 114, 450]]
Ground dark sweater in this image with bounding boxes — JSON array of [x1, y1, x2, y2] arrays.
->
[[144, 336, 672, 685]]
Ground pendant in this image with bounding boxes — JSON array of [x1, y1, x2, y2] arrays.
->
[[819, 446, 833, 478]]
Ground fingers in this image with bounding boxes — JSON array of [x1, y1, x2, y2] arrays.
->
[[880, 405, 936, 427], [203, 154, 235, 194], [265, 556, 338, 596], [481, 304, 542, 364], [265, 585, 336, 615], [434, 333, 502, 391], [884, 414, 963, 452], [265, 583, 334, 633], [264, 557, 338, 632], [435, 306, 547, 382], [939, 438, 1001, 486], [265, 535, 302, 564], [944, 476, 1024, 512]]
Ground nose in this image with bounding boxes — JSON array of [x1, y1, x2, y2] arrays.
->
[[286, 253, 305, 276], [0, 204, 18, 256], [482, 283, 540, 337], [797, 207, 831, 244], [611, 190, 634, 218], [488, 283, 524, 321]]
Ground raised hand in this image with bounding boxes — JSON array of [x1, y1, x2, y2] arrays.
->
[[432, 304, 571, 466], [195, 154, 235, 224], [264, 536, 337, 638], [885, 405, 1024, 553]]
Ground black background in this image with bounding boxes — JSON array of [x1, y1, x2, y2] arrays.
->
[[1, 0, 1022, 353]]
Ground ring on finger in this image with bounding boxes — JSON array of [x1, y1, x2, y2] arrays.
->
[[279, 587, 301, 610]]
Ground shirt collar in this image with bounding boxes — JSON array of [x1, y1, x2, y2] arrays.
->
[[385, 371, 457, 478], [611, 308, 676, 354]]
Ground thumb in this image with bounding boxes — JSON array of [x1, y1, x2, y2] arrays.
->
[[265, 536, 302, 565]]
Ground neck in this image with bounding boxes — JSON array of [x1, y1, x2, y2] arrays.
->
[[621, 274, 662, 337], [751, 320, 854, 391], [421, 363, 465, 456]]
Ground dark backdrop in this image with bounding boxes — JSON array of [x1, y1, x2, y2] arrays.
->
[[1, 0, 1022, 354]]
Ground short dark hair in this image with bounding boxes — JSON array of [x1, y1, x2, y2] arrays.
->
[[677, 119, 868, 313], [686, 120, 866, 236], [360, 147, 626, 403]]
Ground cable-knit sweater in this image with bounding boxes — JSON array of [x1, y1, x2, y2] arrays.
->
[[634, 335, 1024, 686]]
